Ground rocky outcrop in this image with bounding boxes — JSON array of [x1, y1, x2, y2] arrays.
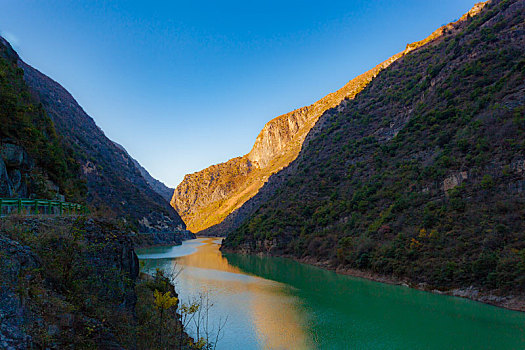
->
[[0, 143, 35, 198], [172, 1, 488, 234], [0, 144, 24, 167], [443, 172, 469, 192], [172, 157, 255, 232], [0, 157, 12, 197], [0, 217, 141, 348]]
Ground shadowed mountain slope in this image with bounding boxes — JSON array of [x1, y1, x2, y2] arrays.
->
[[113, 142, 174, 202], [174, 1, 488, 234], [0, 37, 185, 233], [223, 0, 525, 304]]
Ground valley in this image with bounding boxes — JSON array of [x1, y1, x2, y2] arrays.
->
[[0, 0, 523, 349]]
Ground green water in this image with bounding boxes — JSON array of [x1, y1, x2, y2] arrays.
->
[[136, 238, 525, 349]]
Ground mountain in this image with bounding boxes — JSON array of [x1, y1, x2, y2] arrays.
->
[[171, 2, 487, 234], [113, 142, 174, 202], [0, 37, 186, 233], [0, 37, 86, 202], [223, 0, 525, 305], [132, 159, 174, 202]]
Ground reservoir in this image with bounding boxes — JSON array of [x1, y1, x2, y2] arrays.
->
[[136, 238, 525, 349]]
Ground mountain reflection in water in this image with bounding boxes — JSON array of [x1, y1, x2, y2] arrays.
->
[[137, 238, 313, 349]]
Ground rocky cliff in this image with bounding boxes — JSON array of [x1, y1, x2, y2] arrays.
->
[[0, 37, 186, 234], [0, 143, 34, 199], [172, 2, 488, 234], [224, 0, 524, 309], [0, 217, 200, 348], [0, 217, 139, 348]]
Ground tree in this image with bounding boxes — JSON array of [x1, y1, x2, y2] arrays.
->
[[190, 290, 228, 350], [154, 290, 178, 348], [179, 299, 200, 350]]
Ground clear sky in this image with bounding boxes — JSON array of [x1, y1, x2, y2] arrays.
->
[[1, 0, 476, 188]]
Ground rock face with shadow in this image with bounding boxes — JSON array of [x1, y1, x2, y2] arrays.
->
[[223, 0, 525, 310], [0, 143, 35, 198], [0, 36, 186, 234], [0, 217, 140, 348], [176, 1, 489, 236]]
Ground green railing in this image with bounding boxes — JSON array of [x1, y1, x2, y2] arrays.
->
[[0, 198, 88, 217]]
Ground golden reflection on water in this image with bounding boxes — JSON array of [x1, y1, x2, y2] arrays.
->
[[176, 238, 312, 350], [177, 238, 243, 273]]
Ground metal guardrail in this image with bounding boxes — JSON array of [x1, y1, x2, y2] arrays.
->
[[0, 198, 88, 216]]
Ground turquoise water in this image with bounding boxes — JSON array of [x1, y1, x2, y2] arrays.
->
[[136, 238, 525, 349]]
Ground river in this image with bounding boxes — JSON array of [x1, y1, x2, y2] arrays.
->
[[136, 238, 525, 349]]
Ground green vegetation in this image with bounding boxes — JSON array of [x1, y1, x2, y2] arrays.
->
[[136, 269, 203, 349], [0, 42, 86, 202], [224, 0, 525, 296]]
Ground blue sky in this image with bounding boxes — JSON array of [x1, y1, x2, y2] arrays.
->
[[1, 0, 476, 187]]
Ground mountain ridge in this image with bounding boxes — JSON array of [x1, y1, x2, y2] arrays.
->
[[173, 1, 488, 234], [223, 0, 525, 309], [0, 36, 186, 233], [113, 141, 175, 202]]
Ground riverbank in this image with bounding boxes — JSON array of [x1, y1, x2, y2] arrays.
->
[[300, 256, 525, 312], [135, 270, 199, 349], [221, 246, 525, 312], [0, 216, 200, 348]]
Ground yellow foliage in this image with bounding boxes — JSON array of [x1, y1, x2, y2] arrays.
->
[[410, 238, 422, 249], [180, 301, 200, 314], [153, 290, 178, 311]]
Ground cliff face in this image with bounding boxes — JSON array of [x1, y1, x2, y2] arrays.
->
[[172, 2, 488, 234], [1, 42, 187, 233], [0, 143, 35, 199], [172, 157, 255, 232], [224, 0, 524, 305]]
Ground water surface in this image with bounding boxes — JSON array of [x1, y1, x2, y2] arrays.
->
[[136, 238, 525, 349]]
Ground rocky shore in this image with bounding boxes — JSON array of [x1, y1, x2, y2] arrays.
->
[[0, 216, 198, 349]]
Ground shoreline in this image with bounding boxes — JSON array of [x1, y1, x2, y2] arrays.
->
[[221, 246, 525, 312], [134, 241, 182, 249], [297, 256, 525, 313], [132, 231, 196, 249]]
